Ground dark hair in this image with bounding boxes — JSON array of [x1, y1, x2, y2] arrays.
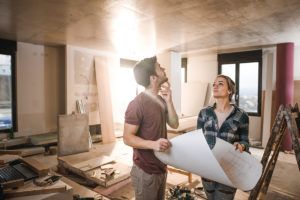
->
[[133, 56, 157, 87], [216, 74, 236, 101]]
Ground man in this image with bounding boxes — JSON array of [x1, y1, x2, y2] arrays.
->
[[123, 56, 179, 200]]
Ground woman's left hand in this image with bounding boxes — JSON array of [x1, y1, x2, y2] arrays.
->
[[234, 142, 245, 153]]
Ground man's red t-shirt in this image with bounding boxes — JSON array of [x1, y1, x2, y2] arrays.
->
[[125, 92, 167, 174]]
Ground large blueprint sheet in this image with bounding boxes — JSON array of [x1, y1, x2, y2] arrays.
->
[[155, 129, 262, 191]]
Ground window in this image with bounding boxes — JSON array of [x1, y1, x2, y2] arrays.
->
[[181, 57, 187, 83], [218, 50, 262, 116], [0, 39, 17, 132]]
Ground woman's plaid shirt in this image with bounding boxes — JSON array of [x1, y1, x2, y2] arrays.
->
[[197, 104, 249, 151]]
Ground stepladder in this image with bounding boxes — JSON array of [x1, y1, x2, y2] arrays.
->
[[248, 104, 300, 200]]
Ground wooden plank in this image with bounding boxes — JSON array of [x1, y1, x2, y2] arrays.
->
[[73, 156, 114, 172], [58, 155, 114, 172], [0, 147, 45, 157], [0, 138, 27, 148], [29, 132, 57, 146], [59, 156, 130, 187], [61, 177, 110, 200], [22, 157, 49, 177], [0, 150, 22, 155], [0, 154, 21, 164], [2, 179, 24, 189], [58, 114, 90, 156], [93, 177, 131, 196], [4, 180, 68, 198], [167, 116, 197, 134], [85, 162, 131, 187], [95, 56, 116, 143], [168, 166, 192, 183]]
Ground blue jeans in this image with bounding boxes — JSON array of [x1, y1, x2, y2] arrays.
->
[[202, 178, 237, 200]]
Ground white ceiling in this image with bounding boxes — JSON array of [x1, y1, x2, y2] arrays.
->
[[1, 0, 300, 58]]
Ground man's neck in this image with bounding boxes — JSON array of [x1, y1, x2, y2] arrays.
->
[[145, 86, 159, 95]]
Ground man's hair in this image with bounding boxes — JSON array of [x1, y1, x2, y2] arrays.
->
[[133, 56, 157, 87], [217, 74, 236, 101]]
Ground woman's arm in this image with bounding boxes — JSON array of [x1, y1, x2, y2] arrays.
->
[[237, 113, 250, 152]]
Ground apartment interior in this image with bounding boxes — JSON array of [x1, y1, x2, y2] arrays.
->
[[0, 0, 300, 199]]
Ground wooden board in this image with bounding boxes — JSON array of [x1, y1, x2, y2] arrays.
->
[[0, 147, 45, 157], [0, 137, 27, 148], [58, 155, 114, 172], [167, 116, 197, 134], [58, 114, 90, 156], [61, 176, 110, 200], [84, 162, 131, 187], [93, 177, 131, 196], [29, 132, 57, 146], [2, 179, 24, 189], [22, 157, 49, 177], [0, 154, 21, 164], [58, 153, 130, 187], [95, 56, 116, 143], [181, 82, 208, 116], [294, 80, 300, 105], [57, 142, 131, 187], [4, 180, 69, 198]]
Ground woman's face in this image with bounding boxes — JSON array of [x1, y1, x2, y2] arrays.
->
[[212, 76, 230, 100]]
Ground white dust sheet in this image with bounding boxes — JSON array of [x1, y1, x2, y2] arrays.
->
[[155, 129, 262, 191]]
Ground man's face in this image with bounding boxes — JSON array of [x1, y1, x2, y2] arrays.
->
[[154, 62, 168, 85]]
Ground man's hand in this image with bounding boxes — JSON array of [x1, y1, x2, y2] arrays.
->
[[153, 138, 172, 152], [234, 142, 245, 153], [160, 82, 172, 103]]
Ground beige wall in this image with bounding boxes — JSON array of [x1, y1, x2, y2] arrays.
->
[[157, 51, 182, 114], [16, 42, 65, 137], [186, 52, 218, 83], [65, 45, 122, 125]]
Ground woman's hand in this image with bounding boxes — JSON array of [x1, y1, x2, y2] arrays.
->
[[234, 142, 245, 153]]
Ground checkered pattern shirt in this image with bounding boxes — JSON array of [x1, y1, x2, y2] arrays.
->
[[197, 104, 249, 151]]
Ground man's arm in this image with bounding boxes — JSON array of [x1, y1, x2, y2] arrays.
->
[[166, 101, 179, 129], [123, 123, 172, 152], [160, 83, 179, 129]]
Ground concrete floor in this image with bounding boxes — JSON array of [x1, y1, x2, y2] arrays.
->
[[28, 137, 300, 200]]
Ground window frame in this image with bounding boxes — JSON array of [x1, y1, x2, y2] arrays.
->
[[218, 50, 262, 116], [0, 39, 17, 132], [181, 57, 187, 83]]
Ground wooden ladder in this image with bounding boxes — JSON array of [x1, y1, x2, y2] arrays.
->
[[248, 104, 300, 200]]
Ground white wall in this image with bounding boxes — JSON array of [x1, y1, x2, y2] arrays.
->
[[261, 48, 276, 147], [182, 52, 217, 115], [187, 53, 218, 83], [157, 51, 182, 114], [16, 42, 64, 136]]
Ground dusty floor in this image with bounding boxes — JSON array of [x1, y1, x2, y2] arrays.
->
[[28, 136, 300, 200]]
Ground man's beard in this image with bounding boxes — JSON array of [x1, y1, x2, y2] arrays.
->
[[159, 76, 168, 86]]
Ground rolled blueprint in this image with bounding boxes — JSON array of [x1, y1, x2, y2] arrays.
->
[[155, 129, 262, 191]]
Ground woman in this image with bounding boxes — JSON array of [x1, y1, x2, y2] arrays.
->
[[197, 74, 249, 200]]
